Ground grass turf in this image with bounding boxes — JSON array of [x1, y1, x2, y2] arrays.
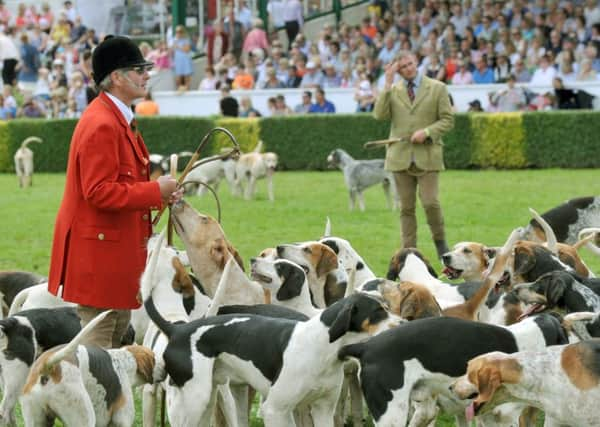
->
[[1, 169, 599, 426]]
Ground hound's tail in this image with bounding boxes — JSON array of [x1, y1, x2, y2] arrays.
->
[[338, 342, 366, 361], [252, 140, 264, 153], [577, 228, 600, 256], [323, 216, 332, 237], [140, 229, 176, 337], [44, 310, 113, 369], [8, 285, 34, 316], [20, 136, 43, 149], [529, 208, 557, 253], [177, 151, 194, 158]]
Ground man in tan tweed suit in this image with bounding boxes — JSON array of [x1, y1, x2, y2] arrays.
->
[[374, 50, 454, 259]]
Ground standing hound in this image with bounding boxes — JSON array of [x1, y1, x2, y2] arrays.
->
[[451, 339, 600, 426], [143, 256, 398, 427], [20, 310, 159, 427], [339, 313, 569, 427], [13, 136, 42, 188], [181, 154, 237, 196], [522, 196, 600, 245], [326, 148, 397, 211], [234, 142, 279, 201], [0, 307, 81, 426]]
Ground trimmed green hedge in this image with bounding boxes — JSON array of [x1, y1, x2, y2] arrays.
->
[[523, 111, 600, 168], [259, 114, 389, 170], [2, 111, 600, 172], [470, 112, 527, 168]]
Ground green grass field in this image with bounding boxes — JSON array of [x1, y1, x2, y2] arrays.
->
[[2, 169, 600, 426]]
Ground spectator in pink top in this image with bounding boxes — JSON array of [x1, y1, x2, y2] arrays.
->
[[451, 59, 474, 85], [243, 18, 269, 57]]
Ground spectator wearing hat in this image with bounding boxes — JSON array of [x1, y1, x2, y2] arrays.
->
[[50, 58, 68, 88], [468, 99, 484, 112], [300, 61, 324, 88], [308, 86, 335, 113], [48, 35, 181, 349]]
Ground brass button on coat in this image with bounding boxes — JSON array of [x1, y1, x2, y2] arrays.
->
[[98, 233, 105, 240]]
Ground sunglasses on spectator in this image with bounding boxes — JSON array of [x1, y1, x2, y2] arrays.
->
[[124, 65, 153, 74]]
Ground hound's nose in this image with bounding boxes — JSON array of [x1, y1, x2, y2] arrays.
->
[[276, 246, 285, 256], [441, 254, 451, 264], [250, 257, 257, 265]]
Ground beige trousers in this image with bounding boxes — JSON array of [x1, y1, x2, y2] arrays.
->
[[77, 305, 131, 349], [393, 170, 446, 249]]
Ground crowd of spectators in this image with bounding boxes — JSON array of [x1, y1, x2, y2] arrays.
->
[[3, 0, 600, 120], [200, 0, 600, 113]]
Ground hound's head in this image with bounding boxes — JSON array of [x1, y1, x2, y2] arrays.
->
[[320, 236, 368, 277], [451, 352, 523, 420], [509, 240, 570, 286], [386, 248, 438, 281], [326, 149, 343, 169], [276, 241, 338, 279], [170, 200, 244, 286], [513, 270, 577, 316], [321, 293, 400, 343], [262, 152, 278, 173], [441, 242, 497, 281], [380, 280, 442, 320], [250, 258, 307, 303]]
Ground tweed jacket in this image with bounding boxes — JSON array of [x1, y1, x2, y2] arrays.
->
[[373, 75, 454, 172], [48, 92, 163, 309]]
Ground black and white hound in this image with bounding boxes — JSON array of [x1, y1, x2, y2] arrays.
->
[[143, 275, 398, 426], [0, 307, 81, 425], [20, 311, 159, 427], [338, 314, 569, 427], [514, 270, 600, 315]]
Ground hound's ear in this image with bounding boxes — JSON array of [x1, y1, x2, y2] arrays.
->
[[210, 238, 227, 270], [546, 274, 568, 305], [484, 247, 497, 260], [386, 253, 401, 280], [316, 245, 338, 277], [328, 302, 356, 342], [171, 257, 195, 298], [227, 241, 245, 272], [514, 246, 535, 276], [476, 366, 501, 404], [276, 262, 305, 301], [397, 288, 419, 320]]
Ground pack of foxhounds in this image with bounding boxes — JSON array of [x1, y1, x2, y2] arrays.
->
[[7, 141, 600, 426]]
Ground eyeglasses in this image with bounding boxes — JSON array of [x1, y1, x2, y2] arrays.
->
[[124, 65, 153, 75]]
